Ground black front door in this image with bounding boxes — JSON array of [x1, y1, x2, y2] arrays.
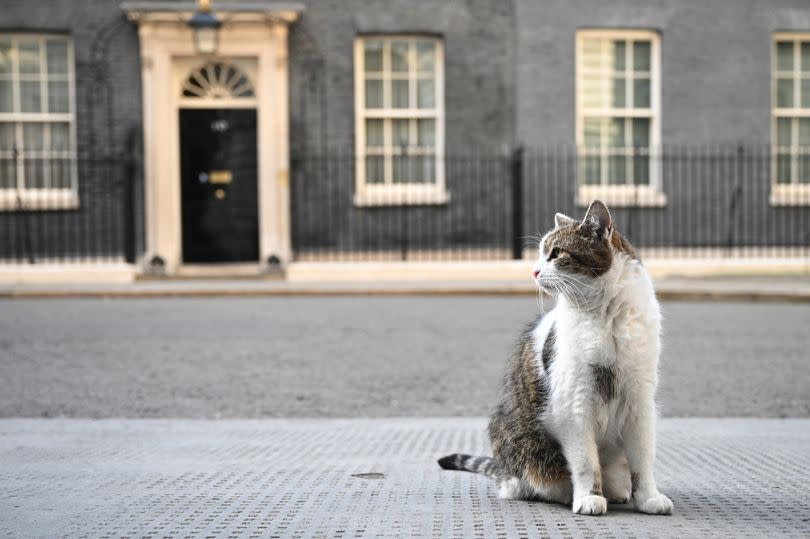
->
[[180, 108, 259, 263]]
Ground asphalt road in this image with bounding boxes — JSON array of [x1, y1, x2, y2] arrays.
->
[[0, 297, 807, 418]]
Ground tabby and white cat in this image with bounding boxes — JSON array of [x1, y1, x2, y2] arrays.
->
[[438, 200, 672, 516]]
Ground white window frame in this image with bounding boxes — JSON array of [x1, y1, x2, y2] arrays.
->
[[575, 29, 665, 207], [771, 32, 810, 206], [353, 35, 448, 207], [0, 33, 78, 211]]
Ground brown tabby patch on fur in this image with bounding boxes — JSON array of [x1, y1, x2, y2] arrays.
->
[[488, 317, 569, 486], [611, 229, 638, 260], [543, 225, 638, 277]]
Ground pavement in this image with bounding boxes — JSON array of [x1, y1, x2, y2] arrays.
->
[[0, 274, 809, 302], [2, 290, 808, 537], [1, 417, 808, 538]]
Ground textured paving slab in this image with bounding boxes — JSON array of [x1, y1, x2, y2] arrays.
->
[[1, 418, 809, 538]]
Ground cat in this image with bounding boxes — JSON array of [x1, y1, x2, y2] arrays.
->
[[438, 200, 673, 516]]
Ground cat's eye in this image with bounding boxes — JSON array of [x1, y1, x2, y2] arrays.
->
[[547, 248, 560, 261]]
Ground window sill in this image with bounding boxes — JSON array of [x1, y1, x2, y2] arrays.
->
[[770, 184, 810, 206], [0, 190, 80, 211], [353, 187, 450, 207], [576, 185, 667, 208]]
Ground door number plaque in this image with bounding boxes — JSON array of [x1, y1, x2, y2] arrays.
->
[[209, 170, 233, 184]]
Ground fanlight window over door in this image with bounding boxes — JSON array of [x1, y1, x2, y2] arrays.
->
[[181, 61, 255, 99]]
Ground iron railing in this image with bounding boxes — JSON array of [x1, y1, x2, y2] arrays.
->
[[291, 145, 810, 261], [0, 155, 136, 264], [1, 146, 809, 265]]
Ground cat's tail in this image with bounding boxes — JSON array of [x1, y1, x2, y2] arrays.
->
[[437, 453, 499, 477]]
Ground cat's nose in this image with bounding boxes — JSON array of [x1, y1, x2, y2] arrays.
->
[[533, 270, 541, 279]]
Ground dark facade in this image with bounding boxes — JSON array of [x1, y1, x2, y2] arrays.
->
[[1, 0, 809, 265], [0, 0, 143, 261]]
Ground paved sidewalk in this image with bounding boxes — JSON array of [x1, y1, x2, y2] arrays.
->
[[1, 274, 809, 301], [1, 418, 808, 538]]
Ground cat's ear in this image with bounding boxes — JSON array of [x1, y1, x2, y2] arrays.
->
[[581, 200, 612, 239], [554, 213, 575, 229]]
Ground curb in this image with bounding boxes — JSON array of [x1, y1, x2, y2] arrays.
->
[[2, 285, 809, 302]]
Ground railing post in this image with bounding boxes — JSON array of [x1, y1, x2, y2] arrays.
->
[[511, 146, 525, 260], [122, 153, 136, 264]]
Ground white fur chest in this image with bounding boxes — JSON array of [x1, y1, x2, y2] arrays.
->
[[540, 259, 661, 442]]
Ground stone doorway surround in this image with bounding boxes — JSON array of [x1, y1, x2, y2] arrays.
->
[[122, 2, 303, 275]]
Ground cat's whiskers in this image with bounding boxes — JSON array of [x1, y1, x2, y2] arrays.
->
[[555, 273, 594, 290]]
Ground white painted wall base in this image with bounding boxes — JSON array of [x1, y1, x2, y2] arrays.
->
[[0, 264, 136, 285], [286, 258, 810, 282], [1, 258, 806, 286]]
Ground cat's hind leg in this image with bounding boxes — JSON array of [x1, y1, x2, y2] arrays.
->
[[498, 475, 572, 504], [526, 476, 572, 505], [497, 476, 534, 500], [602, 455, 632, 504], [497, 476, 546, 501]]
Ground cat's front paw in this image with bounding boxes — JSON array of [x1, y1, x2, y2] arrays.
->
[[633, 491, 673, 515], [572, 494, 608, 516]]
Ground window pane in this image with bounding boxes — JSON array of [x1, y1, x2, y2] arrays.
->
[[417, 119, 435, 146], [413, 155, 435, 183], [799, 156, 810, 183], [0, 39, 11, 75], [23, 123, 44, 151], [633, 78, 651, 107], [48, 80, 69, 112], [19, 41, 40, 74], [800, 118, 810, 184], [50, 122, 70, 152], [392, 155, 412, 183], [417, 41, 435, 74], [802, 42, 810, 72], [633, 41, 651, 71], [608, 118, 625, 147], [365, 156, 384, 184], [777, 117, 792, 147], [46, 40, 68, 75], [20, 81, 41, 112], [612, 77, 626, 107], [365, 119, 383, 147], [612, 41, 626, 71], [391, 79, 409, 108], [390, 41, 409, 72], [777, 42, 794, 71], [802, 79, 810, 108], [633, 155, 650, 185], [417, 79, 434, 108], [0, 157, 13, 188], [0, 80, 12, 112], [582, 156, 601, 185], [777, 79, 794, 107], [0, 123, 14, 150], [392, 119, 410, 147], [50, 157, 72, 188], [365, 79, 382, 108], [583, 118, 601, 148], [632, 118, 650, 147], [799, 118, 810, 146], [364, 40, 383, 72], [776, 153, 791, 183], [607, 155, 626, 184], [24, 158, 46, 188]]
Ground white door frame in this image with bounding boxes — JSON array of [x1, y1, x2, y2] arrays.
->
[[124, 6, 300, 274]]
